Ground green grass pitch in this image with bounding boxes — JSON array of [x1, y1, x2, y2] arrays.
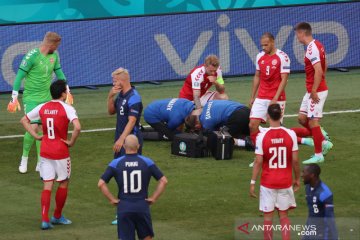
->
[[0, 69, 359, 239]]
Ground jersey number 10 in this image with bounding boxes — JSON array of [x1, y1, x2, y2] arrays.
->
[[123, 170, 142, 193], [269, 146, 287, 168]]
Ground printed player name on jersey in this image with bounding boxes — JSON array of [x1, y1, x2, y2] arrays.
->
[[166, 98, 177, 111], [44, 109, 58, 115], [271, 138, 284, 144], [205, 101, 213, 120], [125, 162, 138, 167]]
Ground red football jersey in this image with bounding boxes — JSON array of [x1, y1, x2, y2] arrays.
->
[[255, 127, 298, 189], [179, 64, 222, 101], [26, 100, 78, 160], [256, 49, 290, 101], [304, 39, 328, 93]]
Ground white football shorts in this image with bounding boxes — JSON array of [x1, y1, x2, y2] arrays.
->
[[40, 157, 71, 182], [259, 185, 296, 212], [299, 90, 328, 118], [250, 98, 286, 123]]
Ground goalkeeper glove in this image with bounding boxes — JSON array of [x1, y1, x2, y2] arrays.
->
[[7, 90, 21, 113], [65, 85, 74, 105]]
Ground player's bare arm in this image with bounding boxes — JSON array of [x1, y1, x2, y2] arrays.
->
[[249, 154, 263, 198], [292, 151, 300, 192], [250, 70, 260, 106], [61, 119, 81, 147], [311, 63, 324, 103], [98, 179, 120, 206], [271, 73, 289, 104], [146, 176, 168, 205], [193, 89, 202, 109], [212, 79, 225, 93], [107, 87, 122, 115], [113, 116, 137, 152], [20, 116, 42, 141]]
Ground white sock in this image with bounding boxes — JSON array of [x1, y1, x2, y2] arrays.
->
[[315, 153, 323, 157], [300, 138, 306, 144], [236, 139, 246, 147], [21, 156, 28, 162]]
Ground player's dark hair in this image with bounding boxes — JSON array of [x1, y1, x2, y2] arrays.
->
[[306, 163, 321, 178], [294, 22, 312, 35], [267, 104, 282, 121], [185, 115, 198, 130], [50, 80, 67, 99], [261, 32, 275, 41]]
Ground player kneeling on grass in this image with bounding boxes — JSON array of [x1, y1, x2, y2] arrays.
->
[[249, 104, 300, 240], [20, 80, 81, 230], [185, 100, 254, 151], [98, 135, 168, 240]]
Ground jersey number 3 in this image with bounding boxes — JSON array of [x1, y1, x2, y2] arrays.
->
[[123, 170, 142, 193], [269, 146, 287, 168]]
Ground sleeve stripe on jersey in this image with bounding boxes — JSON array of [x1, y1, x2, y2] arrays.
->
[[18, 68, 28, 73], [54, 67, 62, 71]]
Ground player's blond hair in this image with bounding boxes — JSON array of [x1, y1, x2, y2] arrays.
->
[[111, 67, 129, 77], [43, 32, 62, 44], [204, 55, 220, 68]]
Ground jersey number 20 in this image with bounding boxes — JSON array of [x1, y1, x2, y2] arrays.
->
[[269, 146, 287, 168], [123, 170, 142, 193]]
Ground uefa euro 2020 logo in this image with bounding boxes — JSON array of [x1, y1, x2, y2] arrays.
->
[[179, 142, 187, 154]]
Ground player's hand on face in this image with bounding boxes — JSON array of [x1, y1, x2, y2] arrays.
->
[[310, 91, 320, 104], [109, 86, 122, 98], [249, 184, 257, 198], [293, 179, 300, 192], [113, 139, 123, 152], [145, 197, 155, 205], [207, 76, 217, 83]]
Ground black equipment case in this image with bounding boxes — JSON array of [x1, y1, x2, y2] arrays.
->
[[207, 130, 234, 160], [171, 133, 209, 158]]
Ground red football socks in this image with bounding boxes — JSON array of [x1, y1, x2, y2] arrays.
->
[[311, 126, 325, 154], [54, 187, 68, 219], [41, 190, 51, 222], [280, 217, 291, 240], [264, 220, 273, 240]]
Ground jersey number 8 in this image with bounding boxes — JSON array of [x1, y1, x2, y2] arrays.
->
[[269, 146, 287, 168], [47, 118, 55, 139]]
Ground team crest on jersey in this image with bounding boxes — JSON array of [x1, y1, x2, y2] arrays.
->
[[50, 58, 54, 63], [122, 99, 127, 105], [272, 59, 278, 65], [261, 60, 265, 64]]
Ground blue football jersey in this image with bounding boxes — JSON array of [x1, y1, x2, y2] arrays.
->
[[144, 98, 195, 130], [114, 87, 143, 141], [304, 181, 338, 240], [199, 100, 245, 131], [101, 154, 164, 213]]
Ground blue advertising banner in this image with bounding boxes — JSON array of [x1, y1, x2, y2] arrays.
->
[[0, 2, 359, 92], [0, 0, 351, 25]]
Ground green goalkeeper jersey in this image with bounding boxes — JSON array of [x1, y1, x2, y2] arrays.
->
[[14, 48, 66, 103]]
